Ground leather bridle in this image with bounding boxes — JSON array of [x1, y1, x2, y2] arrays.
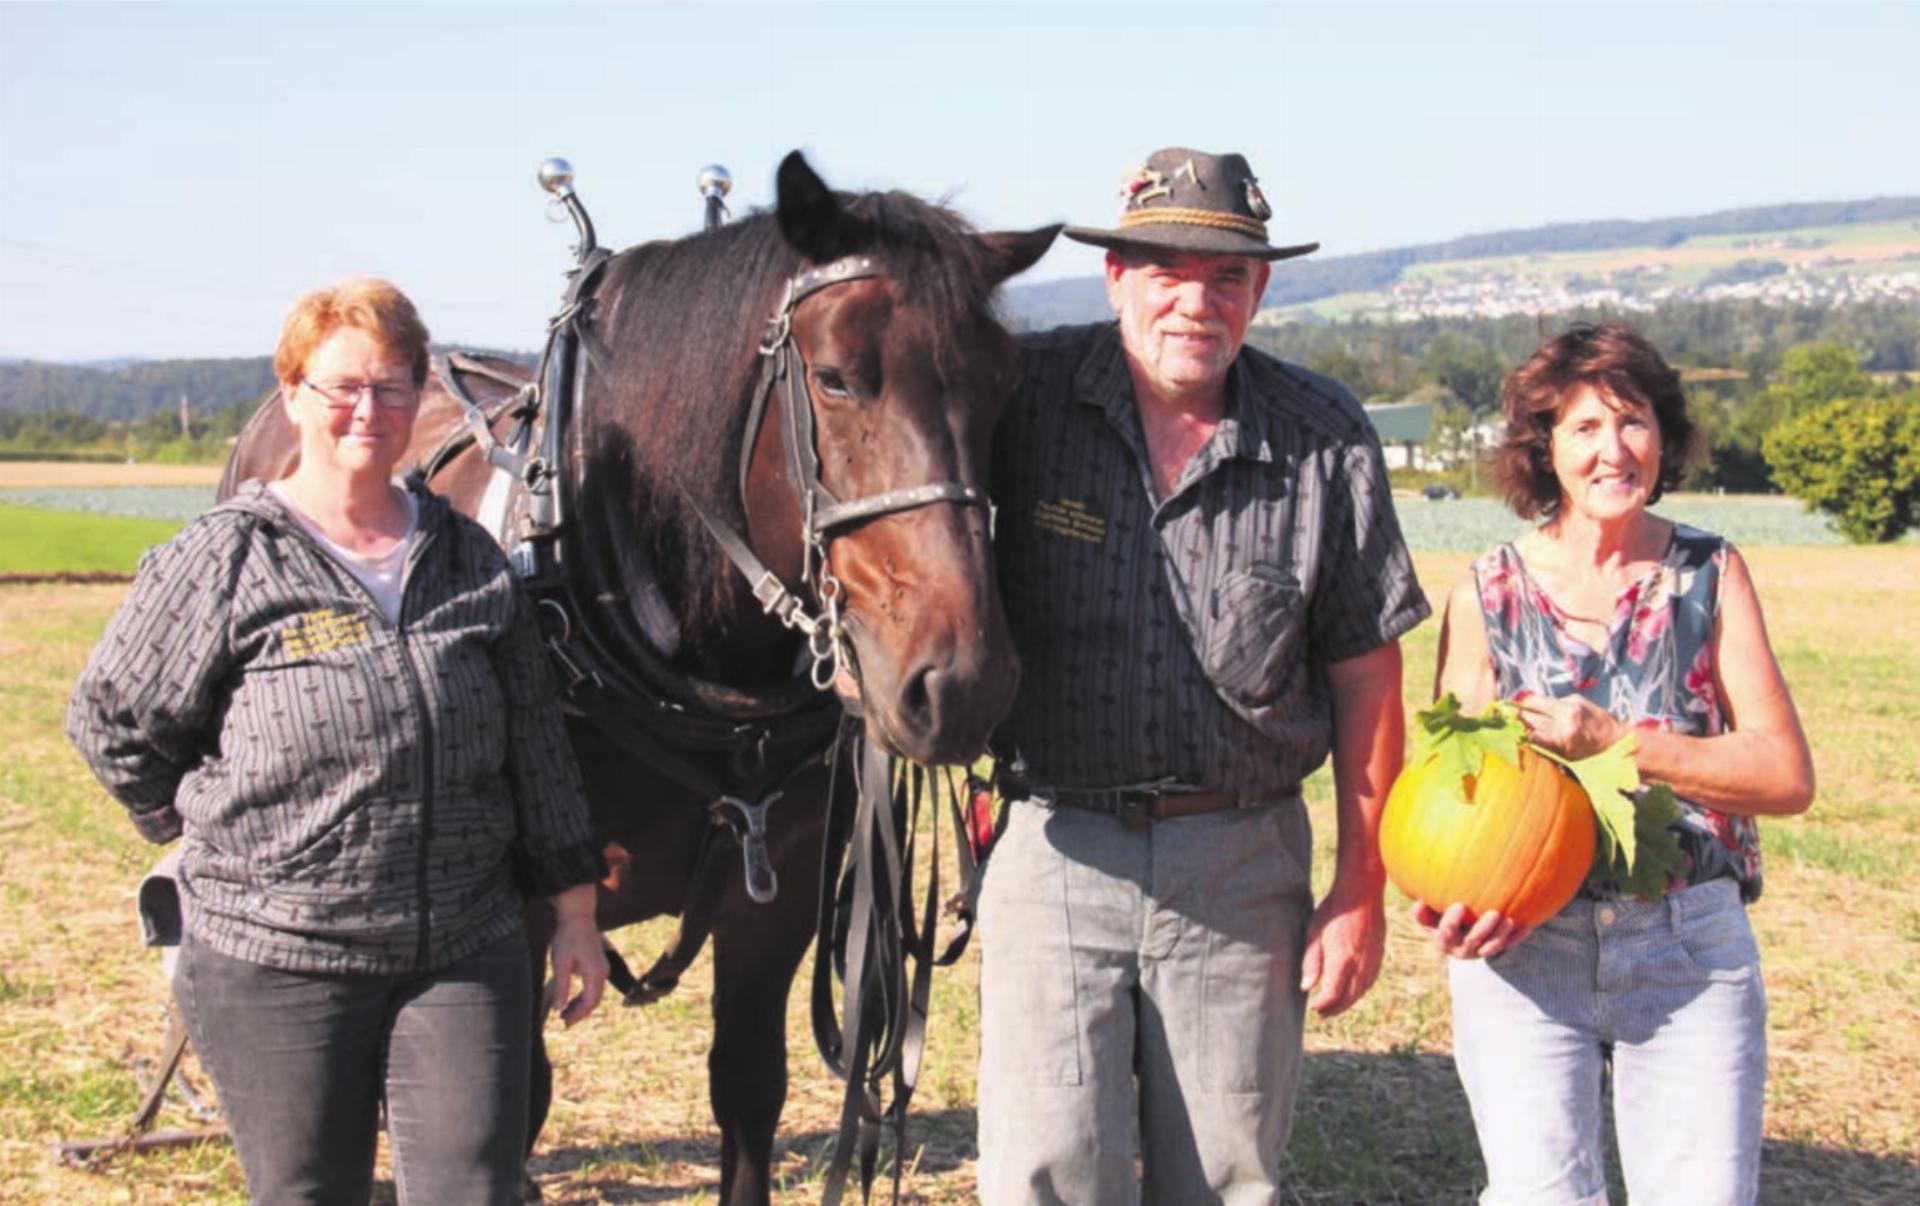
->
[[687, 252, 995, 690]]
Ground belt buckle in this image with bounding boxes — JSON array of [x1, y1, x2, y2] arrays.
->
[[1115, 789, 1156, 830]]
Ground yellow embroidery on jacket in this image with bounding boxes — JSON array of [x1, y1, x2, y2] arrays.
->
[[282, 607, 370, 659]]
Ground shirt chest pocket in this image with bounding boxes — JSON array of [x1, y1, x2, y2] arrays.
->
[[1204, 563, 1307, 706]]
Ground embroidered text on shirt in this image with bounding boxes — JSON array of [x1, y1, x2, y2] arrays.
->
[[1033, 498, 1109, 545]]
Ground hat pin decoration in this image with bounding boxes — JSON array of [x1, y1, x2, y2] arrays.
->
[[1066, 147, 1316, 262]]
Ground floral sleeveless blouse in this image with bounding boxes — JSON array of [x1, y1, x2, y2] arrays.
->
[[1473, 524, 1762, 902]]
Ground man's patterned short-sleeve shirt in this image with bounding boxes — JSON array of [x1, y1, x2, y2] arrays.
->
[[990, 323, 1430, 801]]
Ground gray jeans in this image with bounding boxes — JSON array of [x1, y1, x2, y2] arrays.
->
[[976, 799, 1314, 1206], [174, 927, 533, 1205]]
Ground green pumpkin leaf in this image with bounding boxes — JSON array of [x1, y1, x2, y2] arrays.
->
[[1553, 737, 1644, 869], [1615, 785, 1688, 898], [1536, 733, 1687, 896], [1414, 694, 1525, 798]]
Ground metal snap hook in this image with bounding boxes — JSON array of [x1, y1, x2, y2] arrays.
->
[[715, 792, 783, 903]]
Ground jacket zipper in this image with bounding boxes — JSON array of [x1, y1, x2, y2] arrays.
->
[[264, 487, 444, 970], [390, 521, 439, 971]]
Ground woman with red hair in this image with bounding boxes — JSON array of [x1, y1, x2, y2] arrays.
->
[[70, 277, 607, 1204]]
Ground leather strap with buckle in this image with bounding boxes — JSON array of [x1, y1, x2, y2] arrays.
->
[[1049, 786, 1243, 830]]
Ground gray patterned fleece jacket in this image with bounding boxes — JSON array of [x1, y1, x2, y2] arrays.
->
[[67, 480, 602, 975]]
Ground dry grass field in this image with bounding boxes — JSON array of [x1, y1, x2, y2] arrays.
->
[[2, 546, 1917, 1203], [0, 462, 223, 489]]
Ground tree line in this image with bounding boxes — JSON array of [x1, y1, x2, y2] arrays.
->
[[0, 345, 532, 422], [0, 393, 262, 464], [0, 345, 532, 464]]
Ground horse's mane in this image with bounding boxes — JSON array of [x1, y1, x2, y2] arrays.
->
[[585, 189, 1002, 637]]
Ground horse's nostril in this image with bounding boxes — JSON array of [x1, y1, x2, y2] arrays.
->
[[901, 665, 936, 730]]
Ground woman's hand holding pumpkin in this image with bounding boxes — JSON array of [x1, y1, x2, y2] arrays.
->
[[1412, 901, 1533, 960], [1513, 693, 1627, 761]]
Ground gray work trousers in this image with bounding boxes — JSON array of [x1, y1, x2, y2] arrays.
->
[[976, 798, 1314, 1206]]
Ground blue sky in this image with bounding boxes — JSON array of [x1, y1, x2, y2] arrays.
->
[[3, 1, 1916, 361]]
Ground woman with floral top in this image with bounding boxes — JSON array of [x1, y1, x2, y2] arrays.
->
[[1420, 322, 1813, 1204]]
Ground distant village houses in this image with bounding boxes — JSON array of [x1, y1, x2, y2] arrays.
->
[[1297, 262, 1920, 325]]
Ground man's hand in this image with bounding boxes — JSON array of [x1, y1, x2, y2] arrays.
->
[[1310, 639, 1405, 1018], [1300, 877, 1386, 1017]]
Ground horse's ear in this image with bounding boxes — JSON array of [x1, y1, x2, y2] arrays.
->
[[775, 151, 848, 264], [978, 225, 1063, 284]]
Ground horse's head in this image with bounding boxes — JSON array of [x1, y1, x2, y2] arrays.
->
[[746, 152, 1059, 765]]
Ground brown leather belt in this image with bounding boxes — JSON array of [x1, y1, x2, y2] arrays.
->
[[1048, 787, 1243, 830]]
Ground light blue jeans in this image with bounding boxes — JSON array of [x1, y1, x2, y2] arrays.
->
[[1448, 878, 1767, 1205], [976, 798, 1314, 1206]]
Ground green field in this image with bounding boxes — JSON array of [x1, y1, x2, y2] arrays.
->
[[1397, 218, 1920, 287], [2, 521, 1917, 1202], [1678, 219, 1920, 252], [0, 502, 181, 576]]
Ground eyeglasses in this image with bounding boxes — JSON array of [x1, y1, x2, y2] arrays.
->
[[300, 378, 422, 411]]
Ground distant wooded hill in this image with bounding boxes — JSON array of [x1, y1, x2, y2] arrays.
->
[[1000, 196, 1920, 328], [0, 358, 278, 421], [0, 347, 533, 421]]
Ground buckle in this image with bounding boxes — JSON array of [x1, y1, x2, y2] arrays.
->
[[1114, 789, 1157, 830]]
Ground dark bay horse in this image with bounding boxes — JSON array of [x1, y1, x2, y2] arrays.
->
[[222, 152, 1057, 1204]]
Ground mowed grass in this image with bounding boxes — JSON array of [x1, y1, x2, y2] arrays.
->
[[0, 502, 181, 576], [1, 548, 1917, 1203]]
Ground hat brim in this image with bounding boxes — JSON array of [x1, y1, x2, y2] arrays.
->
[[1063, 224, 1319, 262]]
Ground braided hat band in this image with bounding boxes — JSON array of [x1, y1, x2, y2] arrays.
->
[[1118, 206, 1268, 240]]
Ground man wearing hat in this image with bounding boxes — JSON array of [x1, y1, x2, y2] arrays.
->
[[977, 148, 1429, 1200]]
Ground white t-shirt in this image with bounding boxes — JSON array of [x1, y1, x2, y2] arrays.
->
[[270, 482, 419, 625]]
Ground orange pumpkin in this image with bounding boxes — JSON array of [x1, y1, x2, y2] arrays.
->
[[1380, 744, 1596, 929]]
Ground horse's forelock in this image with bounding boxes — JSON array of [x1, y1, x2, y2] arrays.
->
[[844, 191, 1002, 384]]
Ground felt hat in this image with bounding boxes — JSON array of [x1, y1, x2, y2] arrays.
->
[[1063, 147, 1319, 262]]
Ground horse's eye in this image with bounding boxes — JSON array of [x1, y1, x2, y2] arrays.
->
[[813, 369, 852, 399]]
